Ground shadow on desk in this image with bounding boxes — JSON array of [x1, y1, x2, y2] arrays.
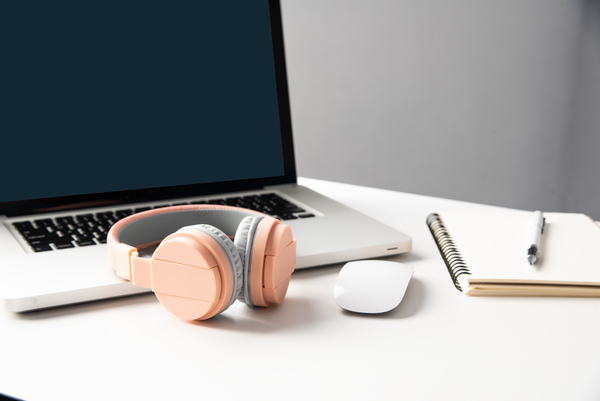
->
[[11, 254, 425, 326], [184, 296, 317, 333], [192, 266, 426, 332], [289, 254, 426, 321]]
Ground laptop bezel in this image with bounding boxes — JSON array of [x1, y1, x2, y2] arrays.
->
[[1, 0, 296, 218]]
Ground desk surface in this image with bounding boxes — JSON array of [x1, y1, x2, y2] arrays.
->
[[2, 178, 599, 401]]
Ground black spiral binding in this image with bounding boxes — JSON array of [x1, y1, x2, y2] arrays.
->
[[426, 213, 472, 292]]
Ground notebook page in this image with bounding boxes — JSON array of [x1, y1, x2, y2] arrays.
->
[[438, 211, 600, 285]]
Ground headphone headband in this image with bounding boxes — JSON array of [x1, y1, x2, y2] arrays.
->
[[107, 205, 267, 280]]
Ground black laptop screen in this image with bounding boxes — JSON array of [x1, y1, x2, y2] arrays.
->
[[1, 1, 294, 212]]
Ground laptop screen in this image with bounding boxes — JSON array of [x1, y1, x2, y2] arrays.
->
[[0, 0, 296, 216]]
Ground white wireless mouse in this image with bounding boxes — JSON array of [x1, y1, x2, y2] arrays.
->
[[334, 260, 415, 314]]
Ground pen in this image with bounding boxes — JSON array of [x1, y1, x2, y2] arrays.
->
[[527, 210, 545, 265]]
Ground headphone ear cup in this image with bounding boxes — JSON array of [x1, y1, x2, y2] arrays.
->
[[151, 224, 244, 320], [239, 217, 296, 307], [261, 222, 296, 305], [233, 216, 265, 306]]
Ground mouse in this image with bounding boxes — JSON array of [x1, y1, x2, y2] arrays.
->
[[334, 260, 415, 314]]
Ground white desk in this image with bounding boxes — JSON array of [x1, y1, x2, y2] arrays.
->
[[2, 178, 599, 401]]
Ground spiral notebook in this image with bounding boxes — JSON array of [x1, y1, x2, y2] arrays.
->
[[426, 210, 600, 296]]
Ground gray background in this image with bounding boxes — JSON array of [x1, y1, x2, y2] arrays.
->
[[281, 0, 600, 219]]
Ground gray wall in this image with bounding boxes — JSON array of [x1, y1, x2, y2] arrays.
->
[[565, 0, 600, 217], [281, 0, 600, 218]]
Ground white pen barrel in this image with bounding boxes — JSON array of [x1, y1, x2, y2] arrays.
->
[[528, 225, 542, 249], [528, 210, 544, 249]]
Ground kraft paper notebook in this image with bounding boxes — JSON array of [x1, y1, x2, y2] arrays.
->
[[426, 210, 600, 296]]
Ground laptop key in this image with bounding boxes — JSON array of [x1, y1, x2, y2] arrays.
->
[[18, 227, 47, 237], [115, 209, 133, 219], [54, 240, 75, 249], [32, 244, 53, 252], [12, 221, 34, 231], [34, 218, 54, 227], [298, 214, 315, 219], [27, 235, 62, 246], [284, 207, 305, 214], [207, 199, 227, 205], [24, 231, 56, 242], [56, 217, 75, 226], [96, 233, 108, 244]]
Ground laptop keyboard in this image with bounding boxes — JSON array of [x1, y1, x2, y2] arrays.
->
[[11, 193, 315, 253]]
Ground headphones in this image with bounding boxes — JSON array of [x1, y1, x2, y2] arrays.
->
[[107, 205, 296, 320]]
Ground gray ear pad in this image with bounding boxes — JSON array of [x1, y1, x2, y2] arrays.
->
[[233, 216, 265, 306], [180, 224, 244, 313]]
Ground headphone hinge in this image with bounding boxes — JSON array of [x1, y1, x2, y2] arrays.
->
[[131, 253, 152, 289]]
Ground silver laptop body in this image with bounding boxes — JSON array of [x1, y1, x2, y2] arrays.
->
[[0, 0, 411, 312]]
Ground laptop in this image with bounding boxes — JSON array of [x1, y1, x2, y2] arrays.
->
[[0, 0, 412, 312]]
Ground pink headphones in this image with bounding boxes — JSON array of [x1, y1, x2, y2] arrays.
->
[[107, 205, 296, 320]]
